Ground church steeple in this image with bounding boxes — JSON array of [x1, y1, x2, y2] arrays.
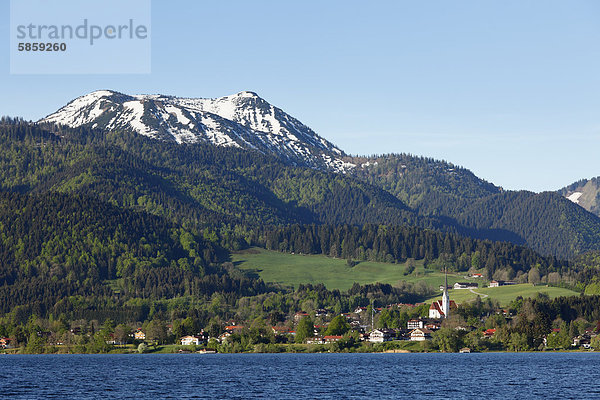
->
[[441, 266, 450, 318], [428, 266, 453, 319]]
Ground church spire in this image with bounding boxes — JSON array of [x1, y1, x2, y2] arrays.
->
[[445, 265, 448, 292], [442, 265, 450, 318]]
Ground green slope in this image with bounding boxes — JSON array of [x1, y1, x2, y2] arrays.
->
[[430, 284, 579, 306], [232, 248, 579, 304], [232, 248, 469, 290]]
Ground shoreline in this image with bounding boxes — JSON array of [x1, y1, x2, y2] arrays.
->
[[3, 348, 596, 355]]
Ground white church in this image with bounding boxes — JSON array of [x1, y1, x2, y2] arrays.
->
[[429, 269, 457, 319]]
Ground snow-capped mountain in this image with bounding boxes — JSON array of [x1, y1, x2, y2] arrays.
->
[[40, 90, 355, 172]]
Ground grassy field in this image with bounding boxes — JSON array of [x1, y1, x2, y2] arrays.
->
[[232, 248, 580, 305], [232, 247, 474, 291], [430, 284, 579, 305]]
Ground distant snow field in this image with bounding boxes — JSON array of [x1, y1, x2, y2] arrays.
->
[[567, 192, 583, 204], [39, 90, 356, 173]]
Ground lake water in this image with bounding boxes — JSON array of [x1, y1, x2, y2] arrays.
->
[[1, 353, 598, 399]]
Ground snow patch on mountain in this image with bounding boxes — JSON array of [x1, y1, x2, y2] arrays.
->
[[567, 192, 583, 204], [361, 161, 378, 168], [40, 90, 354, 172]]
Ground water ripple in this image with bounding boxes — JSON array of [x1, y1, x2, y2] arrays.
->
[[0, 353, 599, 399]]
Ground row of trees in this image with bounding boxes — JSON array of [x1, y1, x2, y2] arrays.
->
[[261, 224, 568, 279]]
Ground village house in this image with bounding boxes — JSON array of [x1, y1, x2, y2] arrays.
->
[[395, 329, 411, 340], [294, 312, 309, 323], [0, 338, 11, 348], [134, 329, 146, 341], [453, 282, 478, 289], [572, 333, 594, 349], [106, 334, 126, 346], [409, 328, 432, 341], [218, 332, 232, 343], [482, 328, 496, 339], [305, 335, 343, 344], [585, 327, 596, 335], [180, 335, 203, 346], [489, 280, 516, 288], [314, 309, 331, 317], [225, 325, 244, 334], [323, 335, 343, 343], [368, 329, 396, 343], [349, 320, 363, 330], [271, 326, 290, 336], [469, 273, 483, 278], [306, 336, 325, 345], [425, 322, 441, 331], [354, 307, 367, 314], [271, 326, 295, 337], [454, 325, 473, 332], [393, 303, 421, 309], [429, 299, 457, 319], [407, 319, 424, 330]]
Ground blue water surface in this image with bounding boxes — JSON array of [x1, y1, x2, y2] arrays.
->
[[1, 352, 599, 399]]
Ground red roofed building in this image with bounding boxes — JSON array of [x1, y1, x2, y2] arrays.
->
[[225, 325, 244, 333], [409, 328, 433, 341], [407, 319, 424, 329], [429, 299, 457, 319], [483, 328, 496, 338], [271, 326, 294, 335], [429, 267, 456, 319]]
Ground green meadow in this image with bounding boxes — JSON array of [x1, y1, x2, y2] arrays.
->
[[232, 247, 460, 291], [433, 284, 579, 305], [232, 248, 579, 305]]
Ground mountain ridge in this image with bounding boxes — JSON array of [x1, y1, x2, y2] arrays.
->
[[40, 90, 355, 172], [28, 90, 600, 259]]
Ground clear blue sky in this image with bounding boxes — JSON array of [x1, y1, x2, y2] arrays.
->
[[1, 0, 599, 192]]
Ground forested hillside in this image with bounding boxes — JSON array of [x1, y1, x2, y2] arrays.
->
[[350, 153, 600, 258], [0, 120, 461, 245], [349, 154, 500, 212], [3, 120, 600, 258], [0, 190, 267, 319], [452, 191, 600, 258]]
